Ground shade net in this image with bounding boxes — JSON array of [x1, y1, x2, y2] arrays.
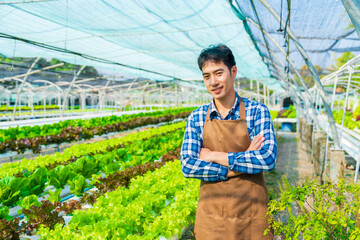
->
[[233, 0, 360, 87], [0, 0, 273, 88], [1, 0, 359, 92]]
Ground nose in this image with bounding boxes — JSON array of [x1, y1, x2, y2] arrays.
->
[[210, 75, 219, 86]]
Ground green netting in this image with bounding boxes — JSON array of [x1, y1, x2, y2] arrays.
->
[[0, 0, 274, 86]]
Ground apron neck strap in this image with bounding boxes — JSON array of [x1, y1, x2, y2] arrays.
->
[[239, 97, 246, 121], [205, 97, 246, 122], [206, 103, 211, 122]]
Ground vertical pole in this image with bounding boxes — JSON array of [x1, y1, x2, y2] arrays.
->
[[58, 91, 62, 111], [43, 96, 46, 113], [160, 83, 163, 110], [30, 91, 34, 116], [305, 123, 313, 163], [19, 94, 22, 115], [329, 148, 345, 182], [339, 66, 353, 146], [61, 65, 86, 117], [313, 131, 326, 179], [322, 76, 338, 182], [257, 81, 260, 102], [355, 155, 360, 183], [175, 84, 178, 107], [12, 57, 40, 120], [263, 84, 266, 104]]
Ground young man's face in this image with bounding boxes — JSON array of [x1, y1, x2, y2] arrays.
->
[[201, 60, 237, 100]]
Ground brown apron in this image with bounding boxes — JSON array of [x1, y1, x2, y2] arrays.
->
[[194, 98, 273, 240]]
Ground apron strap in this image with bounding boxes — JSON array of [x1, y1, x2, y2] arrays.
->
[[205, 96, 246, 122], [205, 104, 211, 122], [239, 97, 246, 123]]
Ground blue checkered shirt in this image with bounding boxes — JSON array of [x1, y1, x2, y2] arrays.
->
[[180, 93, 277, 182]]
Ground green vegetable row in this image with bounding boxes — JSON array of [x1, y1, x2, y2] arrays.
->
[[0, 107, 194, 142], [0, 106, 165, 117], [277, 105, 297, 119], [38, 161, 199, 240], [0, 122, 186, 180], [0, 108, 113, 117], [0, 105, 60, 112], [332, 110, 360, 130], [0, 147, 183, 238], [0, 127, 184, 209], [270, 110, 278, 120]]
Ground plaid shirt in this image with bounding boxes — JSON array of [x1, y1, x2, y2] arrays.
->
[[180, 93, 277, 182]]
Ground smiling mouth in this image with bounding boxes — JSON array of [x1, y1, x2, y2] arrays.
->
[[212, 86, 223, 94]]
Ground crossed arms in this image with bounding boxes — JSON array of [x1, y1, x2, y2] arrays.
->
[[180, 104, 277, 182]]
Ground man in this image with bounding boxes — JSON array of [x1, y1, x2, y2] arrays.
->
[[180, 44, 276, 240]]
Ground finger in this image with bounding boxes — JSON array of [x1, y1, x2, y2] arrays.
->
[[247, 139, 259, 150], [251, 136, 263, 147], [252, 137, 265, 150], [252, 141, 262, 150], [253, 135, 260, 141], [251, 136, 260, 145], [247, 135, 264, 151], [247, 141, 258, 151]]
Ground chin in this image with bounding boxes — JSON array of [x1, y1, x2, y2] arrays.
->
[[212, 93, 226, 100]]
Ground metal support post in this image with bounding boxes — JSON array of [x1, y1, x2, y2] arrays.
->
[[12, 57, 40, 120], [322, 76, 339, 182], [160, 83, 164, 109], [355, 155, 360, 183], [61, 65, 86, 116], [339, 66, 353, 147], [263, 84, 266, 104]]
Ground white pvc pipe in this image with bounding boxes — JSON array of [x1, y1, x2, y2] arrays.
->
[[339, 66, 353, 147]]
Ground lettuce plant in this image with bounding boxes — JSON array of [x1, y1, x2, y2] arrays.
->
[[47, 165, 76, 189], [68, 175, 89, 197], [0, 176, 27, 207]]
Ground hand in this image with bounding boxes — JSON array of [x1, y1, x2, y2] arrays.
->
[[200, 148, 229, 166], [226, 170, 242, 178], [199, 148, 213, 162], [247, 134, 265, 151]]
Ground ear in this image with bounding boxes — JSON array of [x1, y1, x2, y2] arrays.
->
[[231, 65, 237, 79]]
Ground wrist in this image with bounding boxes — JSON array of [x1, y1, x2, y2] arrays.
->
[[226, 170, 242, 178], [211, 152, 229, 167]]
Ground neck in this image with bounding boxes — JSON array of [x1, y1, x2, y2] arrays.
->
[[213, 90, 236, 113]]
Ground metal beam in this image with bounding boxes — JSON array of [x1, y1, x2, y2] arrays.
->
[[12, 57, 40, 119], [247, 18, 313, 103], [258, 0, 340, 148], [1, 62, 64, 82], [61, 65, 86, 116]]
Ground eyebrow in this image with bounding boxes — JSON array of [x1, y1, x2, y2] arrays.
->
[[202, 68, 225, 76]]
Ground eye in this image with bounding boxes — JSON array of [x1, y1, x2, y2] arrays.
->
[[216, 72, 223, 76]]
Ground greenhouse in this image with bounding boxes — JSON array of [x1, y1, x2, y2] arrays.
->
[[0, 0, 360, 239]]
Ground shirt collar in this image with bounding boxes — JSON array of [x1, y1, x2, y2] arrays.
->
[[209, 92, 240, 119]]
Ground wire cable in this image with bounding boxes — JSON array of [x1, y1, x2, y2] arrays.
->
[[0, 32, 182, 80]]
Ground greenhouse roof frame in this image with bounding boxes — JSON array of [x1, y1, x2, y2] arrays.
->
[[1, 0, 360, 148]]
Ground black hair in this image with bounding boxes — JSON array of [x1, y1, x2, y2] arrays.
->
[[197, 44, 236, 72]]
